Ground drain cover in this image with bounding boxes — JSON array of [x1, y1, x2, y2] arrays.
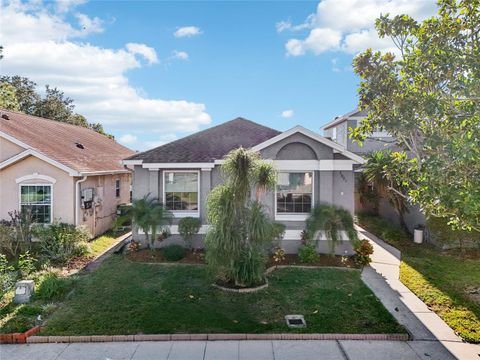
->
[[285, 315, 306, 328]]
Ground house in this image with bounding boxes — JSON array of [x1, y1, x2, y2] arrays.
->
[[0, 109, 135, 237], [123, 117, 364, 254], [321, 109, 425, 233]]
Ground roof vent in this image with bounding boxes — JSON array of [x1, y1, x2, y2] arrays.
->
[[75, 142, 85, 149], [1, 114, 10, 120]]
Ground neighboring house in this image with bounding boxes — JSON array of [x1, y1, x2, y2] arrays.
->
[[124, 117, 364, 254], [321, 109, 425, 233], [0, 109, 135, 237]]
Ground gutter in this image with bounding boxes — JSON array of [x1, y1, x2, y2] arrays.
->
[[74, 176, 88, 226]]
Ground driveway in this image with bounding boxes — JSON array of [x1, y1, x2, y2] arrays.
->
[[0, 339, 456, 360]]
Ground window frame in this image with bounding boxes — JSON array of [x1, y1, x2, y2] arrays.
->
[[162, 170, 200, 218], [274, 171, 314, 221], [115, 178, 121, 198], [18, 183, 54, 224]]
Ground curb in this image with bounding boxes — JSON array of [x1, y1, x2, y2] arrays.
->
[[26, 333, 409, 343], [212, 281, 269, 293], [0, 325, 41, 344]]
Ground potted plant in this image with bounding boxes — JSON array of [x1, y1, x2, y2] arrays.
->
[[414, 224, 424, 244]]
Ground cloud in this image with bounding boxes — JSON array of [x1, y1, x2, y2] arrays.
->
[[0, 1, 210, 138], [281, 110, 294, 118], [126, 43, 158, 64], [75, 13, 104, 34], [281, 0, 437, 56], [172, 50, 189, 60], [119, 134, 138, 145], [174, 26, 202, 38]]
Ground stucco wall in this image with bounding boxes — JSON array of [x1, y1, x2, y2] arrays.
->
[[0, 137, 24, 162], [0, 155, 75, 223]]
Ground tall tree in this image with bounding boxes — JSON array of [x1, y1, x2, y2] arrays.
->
[[0, 82, 20, 111], [33, 85, 74, 121], [352, 0, 480, 231], [0, 76, 39, 114]]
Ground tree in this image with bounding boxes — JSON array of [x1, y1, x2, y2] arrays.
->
[[205, 148, 284, 287], [0, 76, 39, 114], [33, 85, 75, 121], [352, 0, 480, 231], [117, 195, 173, 249], [363, 151, 410, 230], [0, 82, 20, 111]]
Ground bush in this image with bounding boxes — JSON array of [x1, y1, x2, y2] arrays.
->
[[178, 217, 201, 249], [161, 244, 186, 261], [231, 248, 266, 286], [298, 244, 319, 264], [34, 222, 89, 265], [427, 216, 480, 249], [353, 239, 374, 267], [0, 254, 17, 299], [35, 272, 75, 302], [17, 251, 37, 277], [0, 209, 35, 259]]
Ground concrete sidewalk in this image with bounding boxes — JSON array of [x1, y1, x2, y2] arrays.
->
[[357, 225, 480, 360], [0, 339, 457, 360]]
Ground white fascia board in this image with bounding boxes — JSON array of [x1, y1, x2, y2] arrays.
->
[[79, 169, 131, 176], [250, 126, 365, 164], [142, 162, 215, 169], [0, 130, 31, 150], [122, 159, 143, 166]]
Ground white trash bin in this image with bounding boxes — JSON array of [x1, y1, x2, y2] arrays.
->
[[414, 229, 423, 244]]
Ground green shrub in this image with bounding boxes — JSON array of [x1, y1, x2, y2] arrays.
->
[[34, 222, 89, 265], [427, 216, 480, 249], [17, 251, 37, 277], [16, 305, 43, 316], [353, 239, 374, 267], [0, 254, 16, 299], [161, 244, 186, 261], [178, 217, 201, 249], [35, 273, 75, 301], [231, 248, 266, 286], [298, 244, 319, 264]]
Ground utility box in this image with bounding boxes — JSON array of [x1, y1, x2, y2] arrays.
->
[[13, 280, 35, 304]]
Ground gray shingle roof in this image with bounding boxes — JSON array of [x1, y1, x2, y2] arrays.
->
[[127, 117, 281, 163]]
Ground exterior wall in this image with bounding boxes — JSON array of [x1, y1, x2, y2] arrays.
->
[[0, 155, 75, 223], [0, 137, 25, 162], [132, 132, 357, 255], [77, 173, 131, 237]]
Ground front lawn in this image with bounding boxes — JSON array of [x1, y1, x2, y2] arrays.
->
[[40, 255, 404, 335], [358, 214, 480, 343]]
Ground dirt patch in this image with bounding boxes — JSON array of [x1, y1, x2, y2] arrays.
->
[[126, 249, 205, 264]]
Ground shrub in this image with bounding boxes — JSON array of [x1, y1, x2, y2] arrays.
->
[[17, 251, 37, 277], [353, 239, 374, 267], [231, 248, 266, 286], [16, 304, 43, 316], [0, 254, 17, 299], [35, 272, 75, 302], [34, 222, 89, 265], [161, 244, 186, 261], [298, 244, 319, 264], [0, 209, 35, 259], [178, 217, 201, 249], [427, 216, 480, 250]]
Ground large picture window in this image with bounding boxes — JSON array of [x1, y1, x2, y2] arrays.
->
[[276, 172, 313, 214], [20, 185, 52, 223], [164, 172, 199, 212]]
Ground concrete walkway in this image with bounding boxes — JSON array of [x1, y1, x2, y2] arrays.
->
[[357, 225, 480, 360], [0, 339, 461, 360]]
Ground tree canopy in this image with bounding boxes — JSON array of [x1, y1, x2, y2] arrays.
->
[[352, 0, 480, 231]]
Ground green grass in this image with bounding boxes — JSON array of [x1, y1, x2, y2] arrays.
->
[[40, 255, 404, 335], [358, 214, 480, 343], [88, 232, 122, 257]]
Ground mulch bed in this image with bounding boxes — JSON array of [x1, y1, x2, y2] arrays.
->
[[126, 249, 357, 268]]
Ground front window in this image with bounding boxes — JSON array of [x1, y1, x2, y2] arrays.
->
[[276, 172, 313, 214], [164, 172, 199, 212], [20, 185, 52, 223]]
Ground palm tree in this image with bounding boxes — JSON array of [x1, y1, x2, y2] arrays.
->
[[305, 203, 358, 253], [205, 148, 284, 287], [116, 195, 172, 248], [363, 151, 410, 231]]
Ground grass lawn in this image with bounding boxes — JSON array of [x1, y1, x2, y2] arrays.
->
[[40, 255, 404, 335], [358, 214, 480, 343], [88, 231, 124, 257]]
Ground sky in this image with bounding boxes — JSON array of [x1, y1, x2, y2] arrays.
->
[[0, 0, 438, 151]]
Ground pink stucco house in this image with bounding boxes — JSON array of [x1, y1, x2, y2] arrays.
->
[[0, 109, 135, 237]]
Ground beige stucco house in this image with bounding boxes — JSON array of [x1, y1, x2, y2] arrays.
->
[[0, 109, 135, 237]]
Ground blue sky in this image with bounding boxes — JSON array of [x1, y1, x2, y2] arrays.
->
[[1, 0, 437, 150]]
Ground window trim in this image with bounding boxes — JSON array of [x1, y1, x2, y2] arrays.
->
[[162, 170, 200, 218], [115, 178, 121, 198], [18, 183, 54, 224], [274, 171, 314, 221]]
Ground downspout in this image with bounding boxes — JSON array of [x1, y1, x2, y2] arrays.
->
[[75, 175, 88, 226]]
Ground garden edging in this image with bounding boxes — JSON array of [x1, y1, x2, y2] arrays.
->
[[0, 325, 41, 344], [26, 332, 409, 343]]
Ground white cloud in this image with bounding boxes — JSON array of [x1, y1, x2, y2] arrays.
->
[[126, 43, 158, 64], [0, 1, 210, 137], [281, 110, 294, 118], [56, 0, 87, 14], [75, 13, 104, 34], [119, 134, 138, 145], [172, 50, 189, 60], [174, 26, 202, 38], [281, 0, 437, 56]]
